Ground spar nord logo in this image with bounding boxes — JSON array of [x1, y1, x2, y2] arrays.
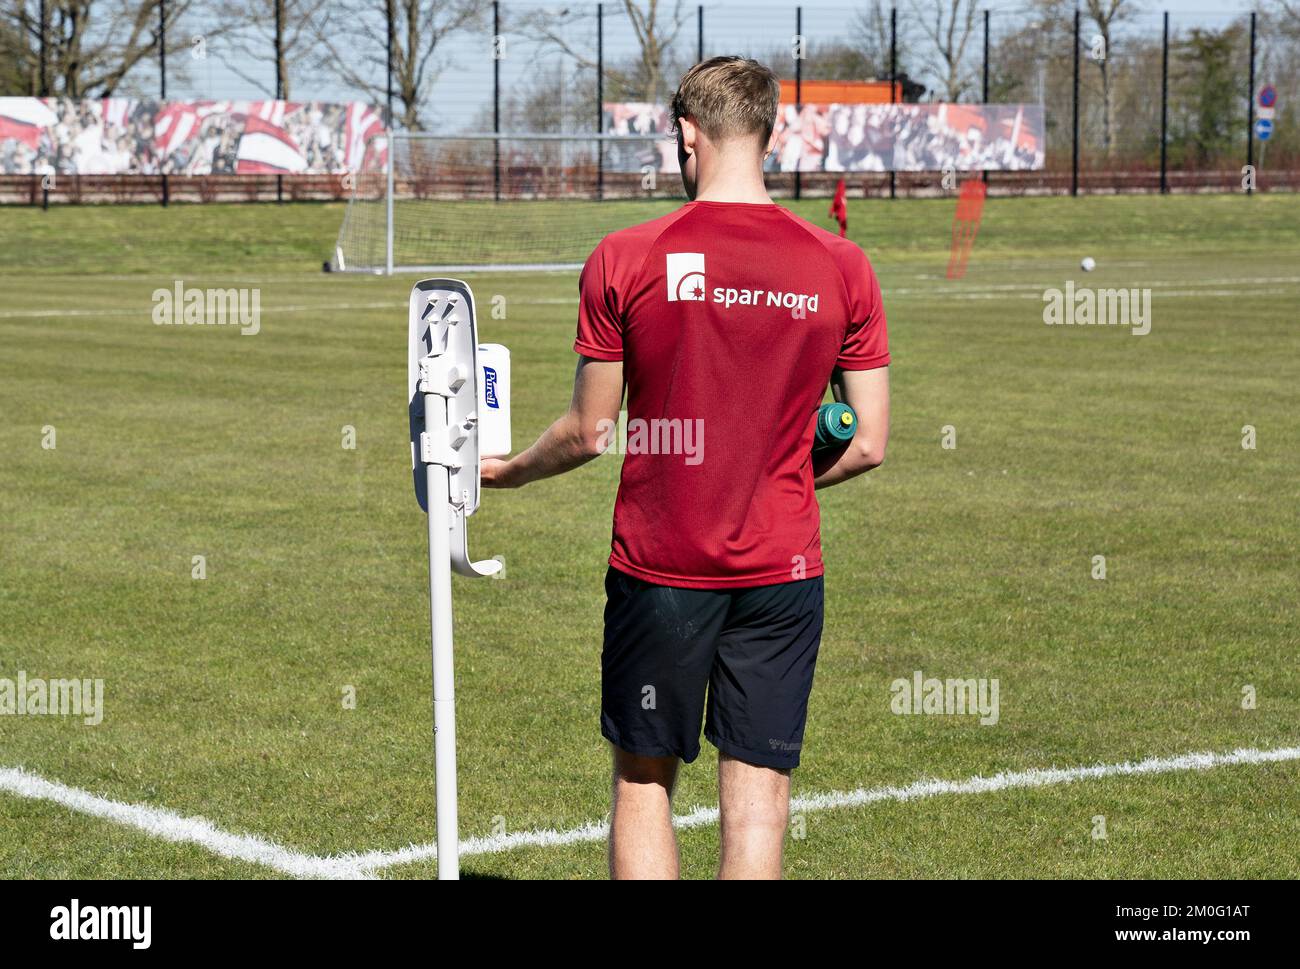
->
[[666, 252, 706, 302], [665, 252, 820, 313]]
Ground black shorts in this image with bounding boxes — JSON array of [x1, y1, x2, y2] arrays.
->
[[600, 566, 825, 770]]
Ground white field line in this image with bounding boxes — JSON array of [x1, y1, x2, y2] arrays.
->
[[348, 744, 1300, 871], [927, 287, 1295, 301], [3, 744, 1297, 879], [905, 275, 1300, 289], [0, 766, 372, 880], [0, 301, 401, 319], [0, 290, 1266, 320], [1, 275, 1298, 320]]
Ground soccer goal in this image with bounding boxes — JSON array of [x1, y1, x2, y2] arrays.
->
[[332, 132, 683, 274]]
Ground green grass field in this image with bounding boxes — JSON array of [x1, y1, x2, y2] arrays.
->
[[1, 193, 1297, 879]]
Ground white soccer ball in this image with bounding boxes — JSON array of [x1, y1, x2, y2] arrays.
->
[[1081, 257, 1096, 272]]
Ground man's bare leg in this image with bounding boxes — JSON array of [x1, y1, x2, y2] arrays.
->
[[609, 746, 680, 879], [717, 753, 791, 879]]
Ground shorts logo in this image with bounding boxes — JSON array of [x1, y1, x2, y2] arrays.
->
[[666, 252, 706, 302]]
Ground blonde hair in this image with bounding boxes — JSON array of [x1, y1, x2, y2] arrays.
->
[[670, 56, 780, 142]]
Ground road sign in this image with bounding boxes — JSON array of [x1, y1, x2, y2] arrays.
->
[[1255, 118, 1273, 141], [1258, 105, 1275, 121], [1258, 84, 1276, 109]]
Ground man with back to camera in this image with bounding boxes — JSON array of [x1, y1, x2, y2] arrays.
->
[[481, 56, 891, 879]]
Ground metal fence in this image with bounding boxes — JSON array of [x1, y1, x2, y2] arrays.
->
[[4, 1, 1297, 203]]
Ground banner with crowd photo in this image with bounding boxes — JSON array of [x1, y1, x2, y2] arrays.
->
[[0, 98, 387, 176], [602, 102, 681, 174], [604, 101, 1045, 173]]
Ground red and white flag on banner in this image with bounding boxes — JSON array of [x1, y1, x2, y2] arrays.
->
[[251, 100, 287, 126], [343, 102, 385, 171], [236, 114, 307, 173], [196, 100, 233, 120], [101, 98, 132, 129], [0, 98, 58, 149], [154, 102, 201, 158]]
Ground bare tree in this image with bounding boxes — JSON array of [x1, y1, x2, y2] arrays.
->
[[1, 2, 39, 93], [1275, 0, 1300, 28], [988, 3, 1070, 106], [5, 0, 206, 97], [517, 1, 690, 103], [214, 0, 331, 99], [855, 0, 909, 77], [474, 59, 597, 133], [908, 0, 980, 101], [752, 1, 923, 99], [1081, 0, 1140, 158], [314, 0, 488, 130]]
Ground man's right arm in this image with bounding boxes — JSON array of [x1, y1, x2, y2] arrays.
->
[[813, 365, 889, 489]]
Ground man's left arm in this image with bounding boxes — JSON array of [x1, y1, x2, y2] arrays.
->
[[812, 365, 889, 488], [481, 356, 624, 488]]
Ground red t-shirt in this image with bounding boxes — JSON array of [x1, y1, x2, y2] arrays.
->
[[575, 200, 889, 589]]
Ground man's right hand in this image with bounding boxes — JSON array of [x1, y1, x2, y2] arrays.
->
[[479, 356, 624, 490], [480, 457, 520, 488]]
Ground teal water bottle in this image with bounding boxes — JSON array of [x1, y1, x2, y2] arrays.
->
[[813, 402, 857, 455]]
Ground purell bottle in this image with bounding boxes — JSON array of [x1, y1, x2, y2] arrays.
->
[[477, 343, 512, 458]]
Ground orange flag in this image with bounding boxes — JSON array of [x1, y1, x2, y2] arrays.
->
[[946, 180, 987, 280]]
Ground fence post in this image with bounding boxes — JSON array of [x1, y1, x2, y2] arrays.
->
[[385, 0, 394, 127], [889, 6, 896, 200], [1071, 8, 1079, 197], [982, 10, 989, 101], [596, 2, 603, 200], [385, 0, 394, 248], [794, 6, 802, 201], [1247, 11, 1256, 196], [493, 1, 501, 202], [1160, 11, 1168, 194], [160, 0, 169, 207], [275, 0, 284, 204], [39, 0, 48, 209], [982, 8, 989, 185], [38, 0, 48, 95]]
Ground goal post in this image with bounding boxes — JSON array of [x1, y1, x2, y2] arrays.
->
[[333, 131, 684, 275]]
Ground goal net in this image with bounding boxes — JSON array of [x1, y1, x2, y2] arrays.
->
[[333, 132, 684, 274]]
